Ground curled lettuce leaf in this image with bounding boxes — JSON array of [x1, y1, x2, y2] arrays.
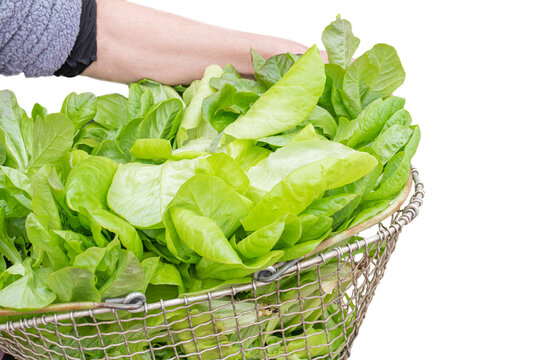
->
[[107, 159, 198, 228], [242, 150, 377, 230], [167, 207, 242, 265], [66, 156, 143, 259], [343, 43, 405, 108], [61, 92, 97, 131], [178, 65, 223, 143], [224, 46, 325, 139], [0, 260, 56, 309], [166, 174, 252, 237], [247, 139, 361, 193]]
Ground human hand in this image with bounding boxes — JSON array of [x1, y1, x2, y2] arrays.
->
[[83, 0, 311, 85]]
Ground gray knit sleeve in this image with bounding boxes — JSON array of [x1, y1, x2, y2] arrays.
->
[[0, 0, 82, 77]]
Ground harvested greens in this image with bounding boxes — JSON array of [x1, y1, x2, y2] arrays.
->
[[0, 17, 420, 359]]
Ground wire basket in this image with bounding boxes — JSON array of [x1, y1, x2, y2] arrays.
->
[[0, 169, 424, 360]]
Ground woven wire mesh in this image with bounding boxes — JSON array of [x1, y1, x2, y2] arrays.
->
[[0, 170, 424, 360]]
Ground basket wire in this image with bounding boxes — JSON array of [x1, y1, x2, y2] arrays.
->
[[0, 169, 424, 360]]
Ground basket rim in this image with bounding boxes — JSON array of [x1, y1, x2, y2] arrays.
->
[[0, 168, 424, 332]]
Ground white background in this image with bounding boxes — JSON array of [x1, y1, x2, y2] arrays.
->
[[1, 0, 539, 359]]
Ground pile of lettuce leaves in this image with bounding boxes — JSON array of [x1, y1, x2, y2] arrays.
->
[[0, 16, 419, 359]]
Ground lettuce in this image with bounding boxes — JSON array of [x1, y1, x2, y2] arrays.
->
[[0, 16, 419, 359]]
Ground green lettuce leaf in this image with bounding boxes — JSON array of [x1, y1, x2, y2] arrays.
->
[[303, 105, 337, 138], [0, 166, 32, 217], [31, 103, 47, 123], [66, 156, 143, 258], [47, 267, 101, 303], [322, 15, 360, 68], [257, 123, 322, 148], [0, 90, 28, 169], [349, 199, 393, 227], [94, 94, 128, 130], [335, 96, 405, 148], [129, 138, 172, 162], [195, 153, 249, 194], [242, 150, 377, 230], [127, 83, 154, 120], [226, 139, 271, 171], [167, 207, 242, 265], [29, 113, 74, 170], [343, 43, 405, 108], [25, 212, 69, 270], [325, 63, 351, 119], [247, 139, 360, 193], [178, 65, 223, 143], [73, 122, 114, 152], [137, 79, 181, 102], [365, 125, 420, 200], [224, 46, 325, 139], [202, 83, 260, 132], [236, 218, 287, 259], [99, 250, 144, 299], [0, 260, 56, 309], [166, 174, 252, 237], [251, 50, 299, 89], [107, 159, 198, 228], [303, 193, 359, 217], [91, 139, 129, 163], [149, 260, 185, 294], [137, 98, 183, 140], [298, 214, 333, 243], [381, 108, 412, 132], [61, 92, 97, 131], [279, 239, 321, 262], [210, 64, 265, 94], [0, 207, 22, 265], [0, 141, 6, 165], [116, 118, 144, 159], [362, 124, 413, 164]]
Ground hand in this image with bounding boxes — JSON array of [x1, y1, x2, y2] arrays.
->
[[83, 0, 309, 85]]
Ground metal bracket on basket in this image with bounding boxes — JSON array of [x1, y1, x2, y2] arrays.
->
[[103, 292, 147, 312], [255, 260, 300, 283]]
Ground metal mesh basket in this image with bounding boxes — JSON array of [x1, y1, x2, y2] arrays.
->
[[0, 169, 424, 360]]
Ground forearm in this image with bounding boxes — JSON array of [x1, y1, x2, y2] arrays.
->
[[83, 0, 308, 84]]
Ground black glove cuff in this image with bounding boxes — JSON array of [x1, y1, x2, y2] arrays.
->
[[54, 0, 97, 77]]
